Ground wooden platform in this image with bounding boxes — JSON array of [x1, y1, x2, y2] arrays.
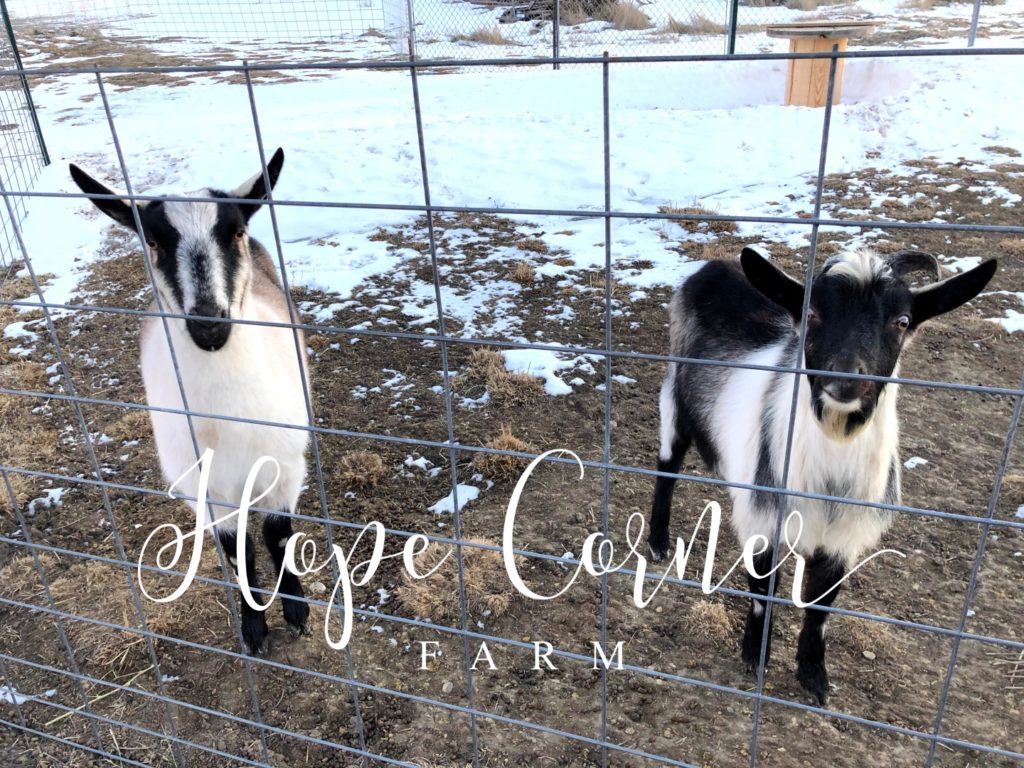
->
[[766, 21, 875, 108]]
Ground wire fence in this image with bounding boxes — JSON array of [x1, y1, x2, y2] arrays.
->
[[0, 2, 45, 269], [0, 30, 1022, 768], [3, 0, 996, 64]]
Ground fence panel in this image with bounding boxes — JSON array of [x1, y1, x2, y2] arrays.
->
[[0, 4, 1021, 767]]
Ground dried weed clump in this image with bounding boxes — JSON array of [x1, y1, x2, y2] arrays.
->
[[396, 538, 523, 623], [472, 424, 536, 480], [508, 261, 537, 285], [336, 451, 388, 490], [658, 203, 738, 234], [452, 26, 510, 45], [686, 599, 736, 642], [463, 347, 544, 405], [595, 1, 653, 30]]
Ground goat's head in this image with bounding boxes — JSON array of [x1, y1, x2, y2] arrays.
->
[[69, 149, 285, 352], [740, 247, 997, 439]]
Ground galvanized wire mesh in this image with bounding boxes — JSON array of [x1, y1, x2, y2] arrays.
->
[[0, 6, 1022, 766], [0, 4, 44, 269]]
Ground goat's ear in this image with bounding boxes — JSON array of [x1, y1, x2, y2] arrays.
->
[[910, 259, 997, 327], [740, 247, 805, 320], [886, 250, 939, 282], [233, 147, 284, 222], [68, 164, 143, 229]]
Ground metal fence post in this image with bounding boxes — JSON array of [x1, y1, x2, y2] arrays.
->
[[968, 0, 982, 47], [726, 0, 740, 55], [0, 0, 49, 165], [405, 0, 417, 60], [553, 0, 561, 70]]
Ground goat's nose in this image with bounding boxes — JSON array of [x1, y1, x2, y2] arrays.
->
[[185, 305, 231, 351], [823, 360, 870, 403]]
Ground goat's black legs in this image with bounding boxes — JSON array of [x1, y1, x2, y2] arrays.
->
[[217, 528, 270, 655], [794, 550, 846, 705], [741, 547, 778, 672], [649, 380, 691, 561], [264, 513, 310, 637], [648, 444, 689, 561]]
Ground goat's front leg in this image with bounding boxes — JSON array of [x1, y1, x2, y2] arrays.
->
[[741, 547, 778, 672], [795, 550, 846, 705], [217, 528, 270, 655], [264, 513, 310, 637]]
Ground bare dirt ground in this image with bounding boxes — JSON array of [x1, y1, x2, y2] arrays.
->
[[1, 155, 1022, 767]]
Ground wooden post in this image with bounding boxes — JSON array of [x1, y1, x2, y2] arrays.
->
[[766, 22, 875, 108], [785, 36, 847, 107]]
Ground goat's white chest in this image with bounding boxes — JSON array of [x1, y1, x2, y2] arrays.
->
[[140, 300, 309, 520], [711, 345, 898, 564]]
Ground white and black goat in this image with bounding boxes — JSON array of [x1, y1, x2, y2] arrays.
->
[[70, 150, 311, 654], [649, 247, 996, 703]]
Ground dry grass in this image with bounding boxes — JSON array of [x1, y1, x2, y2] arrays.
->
[[783, 0, 848, 9], [0, 555, 215, 669], [842, 616, 903, 657], [107, 408, 152, 443], [552, 256, 575, 267], [508, 261, 536, 285], [451, 26, 510, 45], [559, 0, 590, 25], [463, 347, 545, 405], [696, 242, 735, 261], [662, 14, 726, 35], [0, 268, 64, 514], [686, 599, 736, 642], [395, 538, 523, 623], [594, 1, 653, 30], [472, 424, 536, 480], [518, 238, 548, 253], [998, 238, 1024, 257], [336, 451, 387, 490], [659, 203, 738, 234]]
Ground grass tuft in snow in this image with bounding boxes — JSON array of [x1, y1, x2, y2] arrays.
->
[[508, 261, 536, 285], [659, 203, 738, 234], [594, 1, 653, 30], [452, 26, 511, 45], [661, 14, 725, 35], [463, 347, 545, 405]]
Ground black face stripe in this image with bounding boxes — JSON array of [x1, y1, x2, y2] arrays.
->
[[140, 201, 184, 309], [210, 191, 247, 307]]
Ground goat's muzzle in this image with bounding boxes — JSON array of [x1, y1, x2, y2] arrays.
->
[[185, 305, 231, 351]]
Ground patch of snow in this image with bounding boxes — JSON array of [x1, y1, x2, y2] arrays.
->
[[429, 484, 480, 514]]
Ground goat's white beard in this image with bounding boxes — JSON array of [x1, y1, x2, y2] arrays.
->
[[816, 401, 870, 442]]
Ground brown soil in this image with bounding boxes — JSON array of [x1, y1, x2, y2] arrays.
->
[[1, 160, 1022, 767]]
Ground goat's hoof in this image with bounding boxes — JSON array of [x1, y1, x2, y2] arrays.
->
[[283, 598, 310, 637], [647, 533, 670, 562], [796, 660, 830, 706], [741, 627, 771, 672], [242, 631, 271, 656]]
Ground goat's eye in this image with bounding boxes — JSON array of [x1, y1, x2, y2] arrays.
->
[[146, 240, 156, 249], [896, 314, 911, 330], [235, 229, 245, 240], [806, 307, 820, 323]]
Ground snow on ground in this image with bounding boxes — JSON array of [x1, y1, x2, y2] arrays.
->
[[7, 1, 1024, 344], [428, 483, 480, 513]]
